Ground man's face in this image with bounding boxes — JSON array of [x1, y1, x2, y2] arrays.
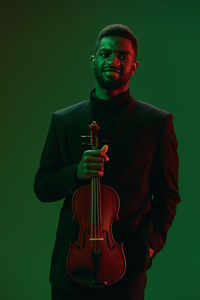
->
[[90, 36, 138, 90]]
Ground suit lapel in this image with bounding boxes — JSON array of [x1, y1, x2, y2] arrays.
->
[[68, 100, 93, 162]]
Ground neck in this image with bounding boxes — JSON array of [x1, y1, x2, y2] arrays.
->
[[95, 81, 129, 100]]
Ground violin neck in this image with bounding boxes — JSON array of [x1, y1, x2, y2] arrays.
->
[[91, 176, 101, 225]]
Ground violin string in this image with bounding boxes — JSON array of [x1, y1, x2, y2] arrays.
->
[[92, 177, 95, 251], [98, 176, 101, 253], [99, 177, 101, 252], [97, 176, 99, 253], [96, 177, 98, 252], [94, 177, 96, 253], [91, 178, 93, 241], [95, 177, 98, 252], [93, 177, 95, 252]]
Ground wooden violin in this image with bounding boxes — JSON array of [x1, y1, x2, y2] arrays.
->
[[66, 121, 126, 287]]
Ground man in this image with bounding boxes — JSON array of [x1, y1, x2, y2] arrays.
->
[[34, 24, 181, 300]]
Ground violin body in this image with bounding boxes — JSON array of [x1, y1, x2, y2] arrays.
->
[[66, 184, 126, 287], [66, 121, 126, 287]]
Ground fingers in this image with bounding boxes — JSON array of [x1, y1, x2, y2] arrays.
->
[[84, 145, 109, 162], [85, 163, 104, 171], [85, 170, 104, 179], [85, 156, 104, 163], [78, 145, 109, 180]]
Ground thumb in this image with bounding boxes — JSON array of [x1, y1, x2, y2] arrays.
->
[[100, 145, 109, 161], [100, 144, 108, 154]]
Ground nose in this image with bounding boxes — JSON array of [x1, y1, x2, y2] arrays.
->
[[107, 52, 120, 67]]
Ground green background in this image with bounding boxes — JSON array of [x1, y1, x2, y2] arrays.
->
[[1, 0, 199, 299]]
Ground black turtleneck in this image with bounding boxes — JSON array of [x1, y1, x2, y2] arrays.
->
[[90, 88, 130, 147]]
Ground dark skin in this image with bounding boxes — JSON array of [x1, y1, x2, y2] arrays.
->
[[77, 35, 154, 258], [77, 145, 109, 180], [90, 36, 139, 99], [77, 36, 139, 180]]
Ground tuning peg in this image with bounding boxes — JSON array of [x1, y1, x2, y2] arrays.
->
[[81, 135, 91, 138]]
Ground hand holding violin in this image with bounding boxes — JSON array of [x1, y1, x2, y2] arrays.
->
[[77, 145, 109, 180]]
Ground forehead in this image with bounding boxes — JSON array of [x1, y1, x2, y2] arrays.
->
[[98, 36, 134, 55]]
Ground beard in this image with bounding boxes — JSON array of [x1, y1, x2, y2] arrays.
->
[[93, 66, 132, 90]]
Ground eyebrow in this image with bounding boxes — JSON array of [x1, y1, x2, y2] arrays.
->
[[99, 48, 132, 55]]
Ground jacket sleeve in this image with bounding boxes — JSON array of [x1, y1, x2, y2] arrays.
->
[[148, 113, 181, 255], [33, 112, 83, 202]]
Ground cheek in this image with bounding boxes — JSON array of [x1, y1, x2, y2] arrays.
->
[[95, 63, 104, 72], [93, 63, 101, 74], [122, 66, 133, 76]]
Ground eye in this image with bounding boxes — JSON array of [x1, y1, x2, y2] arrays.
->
[[118, 54, 129, 61], [118, 54, 125, 60], [101, 51, 110, 58]]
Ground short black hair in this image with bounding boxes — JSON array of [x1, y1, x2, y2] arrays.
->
[[94, 24, 138, 59]]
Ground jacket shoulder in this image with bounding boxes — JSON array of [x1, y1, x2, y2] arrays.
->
[[135, 98, 172, 126], [53, 100, 89, 118], [136, 99, 170, 117]]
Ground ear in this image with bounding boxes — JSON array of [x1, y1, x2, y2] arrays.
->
[[90, 55, 95, 70], [131, 61, 139, 75]]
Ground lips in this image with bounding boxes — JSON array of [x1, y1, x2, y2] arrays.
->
[[103, 68, 120, 73]]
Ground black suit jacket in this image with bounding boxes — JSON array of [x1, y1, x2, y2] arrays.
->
[[34, 94, 180, 290]]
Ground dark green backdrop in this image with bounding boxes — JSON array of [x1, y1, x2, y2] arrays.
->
[[1, 0, 199, 299]]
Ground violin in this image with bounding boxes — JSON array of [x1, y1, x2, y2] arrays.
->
[[66, 121, 126, 288]]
